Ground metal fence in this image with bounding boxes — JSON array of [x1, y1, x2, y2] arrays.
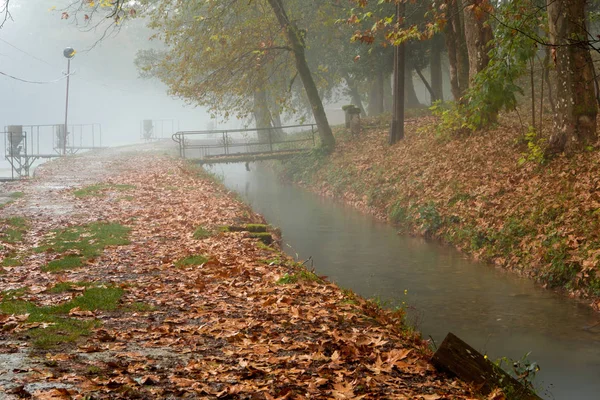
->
[[2, 123, 103, 179], [140, 119, 178, 141], [172, 124, 316, 161]]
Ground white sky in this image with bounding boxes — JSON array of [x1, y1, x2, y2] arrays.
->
[[0, 0, 217, 159]]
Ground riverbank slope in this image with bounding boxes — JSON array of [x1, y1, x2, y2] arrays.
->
[[0, 145, 472, 398], [278, 115, 600, 309]]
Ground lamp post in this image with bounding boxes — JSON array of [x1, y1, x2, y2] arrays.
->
[[63, 47, 75, 156]]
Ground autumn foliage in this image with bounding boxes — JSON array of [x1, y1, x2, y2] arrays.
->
[[280, 115, 600, 310], [0, 147, 473, 398]]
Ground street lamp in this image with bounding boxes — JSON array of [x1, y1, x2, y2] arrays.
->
[[63, 47, 75, 156]]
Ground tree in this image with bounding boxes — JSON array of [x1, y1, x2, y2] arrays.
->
[[444, 0, 470, 100], [266, 0, 336, 149], [389, 2, 406, 144], [430, 33, 445, 103], [463, 0, 494, 79], [42, 0, 337, 150], [546, 0, 598, 154]]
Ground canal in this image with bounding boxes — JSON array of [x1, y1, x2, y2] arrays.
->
[[208, 162, 600, 399]]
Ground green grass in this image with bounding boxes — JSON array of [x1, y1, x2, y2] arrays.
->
[[389, 201, 409, 225], [73, 183, 136, 198], [175, 255, 208, 268], [339, 289, 359, 306], [1, 287, 28, 301], [86, 365, 103, 375], [276, 269, 322, 285], [48, 281, 94, 293], [193, 226, 212, 239], [1, 257, 21, 267], [249, 232, 273, 245], [41, 255, 85, 272], [0, 217, 28, 244], [29, 318, 100, 349], [223, 224, 269, 233], [245, 224, 269, 233], [52, 286, 124, 313], [256, 242, 276, 251], [0, 285, 124, 348], [123, 302, 155, 312], [36, 222, 130, 258], [0, 286, 124, 317]]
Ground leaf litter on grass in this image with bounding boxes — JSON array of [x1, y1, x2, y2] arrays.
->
[[0, 146, 476, 399]]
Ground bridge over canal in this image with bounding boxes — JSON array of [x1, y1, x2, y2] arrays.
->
[[172, 124, 317, 165]]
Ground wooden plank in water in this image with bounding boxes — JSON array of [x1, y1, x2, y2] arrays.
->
[[431, 332, 542, 400]]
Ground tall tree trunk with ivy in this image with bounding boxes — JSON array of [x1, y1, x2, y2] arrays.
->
[[547, 0, 597, 154], [267, 0, 335, 150]]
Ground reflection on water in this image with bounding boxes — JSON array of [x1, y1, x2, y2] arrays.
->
[[210, 162, 600, 399]]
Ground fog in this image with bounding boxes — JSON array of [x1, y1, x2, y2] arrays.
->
[[0, 0, 438, 178], [0, 0, 221, 175]]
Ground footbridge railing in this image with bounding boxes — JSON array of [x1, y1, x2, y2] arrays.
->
[[172, 124, 316, 164]]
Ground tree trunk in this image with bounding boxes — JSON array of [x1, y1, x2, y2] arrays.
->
[[445, 6, 460, 101], [430, 33, 444, 102], [404, 66, 422, 108], [271, 104, 284, 137], [253, 88, 274, 149], [267, 0, 335, 150], [444, 0, 469, 100], [455, 0, 470, 96], [463, 0, 494, 79], [530, 57, 536, 130], [253, 89, 272, 131], [543, 46, 555, 114], [368, 70, 385, 116], [342, 72, 366, 116], [390, 2, 405, 144], [415, 67, 436, 105], [384, 72, 393, 112], [547, 0, 597, 154]]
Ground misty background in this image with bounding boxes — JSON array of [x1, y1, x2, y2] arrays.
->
[[0, 0, 435, 177], [0, 0, 219, 175]]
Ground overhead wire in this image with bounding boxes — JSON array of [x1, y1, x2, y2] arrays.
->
[[0, 36, 150, 95], [0, 37, 56, 67], [0, 70, 74, 84]]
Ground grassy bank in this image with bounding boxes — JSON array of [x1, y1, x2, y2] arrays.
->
[[278, 114, 600, 310]]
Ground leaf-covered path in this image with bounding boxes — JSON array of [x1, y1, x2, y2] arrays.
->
[[1, 145, 472, 399]]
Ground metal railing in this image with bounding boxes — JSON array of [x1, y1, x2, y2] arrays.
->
[[2, 123, 103, 179], [140, 119, 178, 141], [172, 124, 317, 160]]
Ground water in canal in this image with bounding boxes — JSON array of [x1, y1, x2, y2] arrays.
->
[[208, 162, 600, 400]]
